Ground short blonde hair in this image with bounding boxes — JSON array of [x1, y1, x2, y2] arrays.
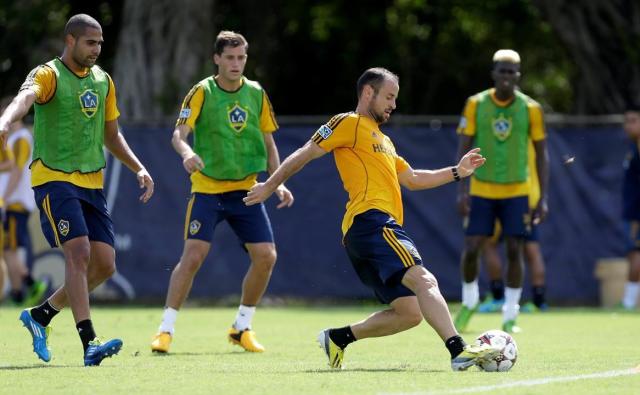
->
[[493, 49, 520, 64]]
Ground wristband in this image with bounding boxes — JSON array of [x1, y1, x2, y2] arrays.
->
[[452, 166, 461, 182]]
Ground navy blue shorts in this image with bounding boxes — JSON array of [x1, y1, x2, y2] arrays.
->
[[184, 191, 274, 244], [623, 220, 640, 252], [33, 182, 114, 248], [344, 209, 423, 304], [3, 210, 32, 251], [466, 196, 530, 237]]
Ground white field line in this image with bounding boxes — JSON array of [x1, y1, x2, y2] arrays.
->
[[380, 365, 640, 395]]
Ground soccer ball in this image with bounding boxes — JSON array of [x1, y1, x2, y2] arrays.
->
[[474, 330, 518, 372]]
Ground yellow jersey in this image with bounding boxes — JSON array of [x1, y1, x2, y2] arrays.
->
[[20, 63, 120, 189], [176, 79, 278, 194], [312, 112, 410, 235], [0, 146, 15, 207], [458, 88, 545, 199]]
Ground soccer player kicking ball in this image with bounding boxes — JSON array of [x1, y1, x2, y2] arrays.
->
[[0, 14, 154, 366], [244, 67, 498, 370]]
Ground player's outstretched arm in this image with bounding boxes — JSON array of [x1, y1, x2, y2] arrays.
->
[[104, 120, 154, 203], [398, 148, 485, 191], [244, 140, 326, 206], [0, 90, 36, 147]]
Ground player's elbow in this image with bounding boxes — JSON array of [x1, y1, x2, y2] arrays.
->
[[402, 177, 420, 191]]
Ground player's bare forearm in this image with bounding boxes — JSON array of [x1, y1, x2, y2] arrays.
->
[[532, 139, 549, 222], [400, 147, 485, 191], [104, 121, 145, 173], [245, 140, 325, 205], [399, 168, 455, 190], [264, 141, 318, 190], [263, 132, 282, 176], [0, 91, 36, 133], [534, 139, 549, 201], [105, 120, 154, 202], [171, 125, 195, 159]]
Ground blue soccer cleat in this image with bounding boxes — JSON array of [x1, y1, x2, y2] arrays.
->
[[477, 296, 504, 313], [84, 338, 123, 366], [19, 308, 52, 362]]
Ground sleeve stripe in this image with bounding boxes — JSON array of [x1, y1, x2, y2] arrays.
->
[[263, 91, 278, 130], [327, 112, 349, 130], [175, 85, 201, 127], [312, 133, 324, 144], [182, 85, 199, 110]]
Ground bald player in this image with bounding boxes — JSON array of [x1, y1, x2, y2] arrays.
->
[[244, 67, 499, 371]]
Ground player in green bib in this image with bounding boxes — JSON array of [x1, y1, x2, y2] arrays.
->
[[0, 14, 154, 366], [454, 50, 549, 333], [152, 31, 294, 354]]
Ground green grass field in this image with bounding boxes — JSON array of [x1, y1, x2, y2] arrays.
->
[[0, 305, 638, 394]]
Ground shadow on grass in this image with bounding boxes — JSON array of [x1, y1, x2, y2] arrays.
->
[[303, 368, 444, 373], [0, 364, 74, 370], [151, 351, 244, 357]]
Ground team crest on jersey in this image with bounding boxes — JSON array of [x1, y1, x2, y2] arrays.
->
[[189, 220, 201, 235], [492, 113, 512, 141], [58, 219, 70, 236], [228, 103, 249, 133], [79, 89, 99, 118], [457, 116, 467, 130], [316, 125, 333, 139]]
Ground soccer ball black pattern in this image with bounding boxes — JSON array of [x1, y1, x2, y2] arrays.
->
[[475, 330, 518, 372]]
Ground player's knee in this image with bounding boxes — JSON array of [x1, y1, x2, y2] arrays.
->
[[66, 244, 91, 270], [252, 248, 277, 270], [97, 259, 116, 279], [505, 240, 522, 263], [180, 249, 207, 273], [400, 308, 423, 328]]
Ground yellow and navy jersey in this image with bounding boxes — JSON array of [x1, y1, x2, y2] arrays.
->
[[311, 112, 410, 235], [457, 88, 545, 199], [6, 129, 35, 212], [175, 77, 278, 194], [20, 62, 120, 189], [0, 146, 15, 207]]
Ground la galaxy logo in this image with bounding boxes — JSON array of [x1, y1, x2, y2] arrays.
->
[[492, 113, 512, 141], [189, 220, 201, 235], [58, 219, 70, 236], [79, 89, 99, 118], [228, 103, 249, 133]]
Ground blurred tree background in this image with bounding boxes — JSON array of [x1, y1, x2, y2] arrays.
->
[[1, 0, 639, 121]]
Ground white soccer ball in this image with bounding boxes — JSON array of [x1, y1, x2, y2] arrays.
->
[[474, 330, 518, 372]]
